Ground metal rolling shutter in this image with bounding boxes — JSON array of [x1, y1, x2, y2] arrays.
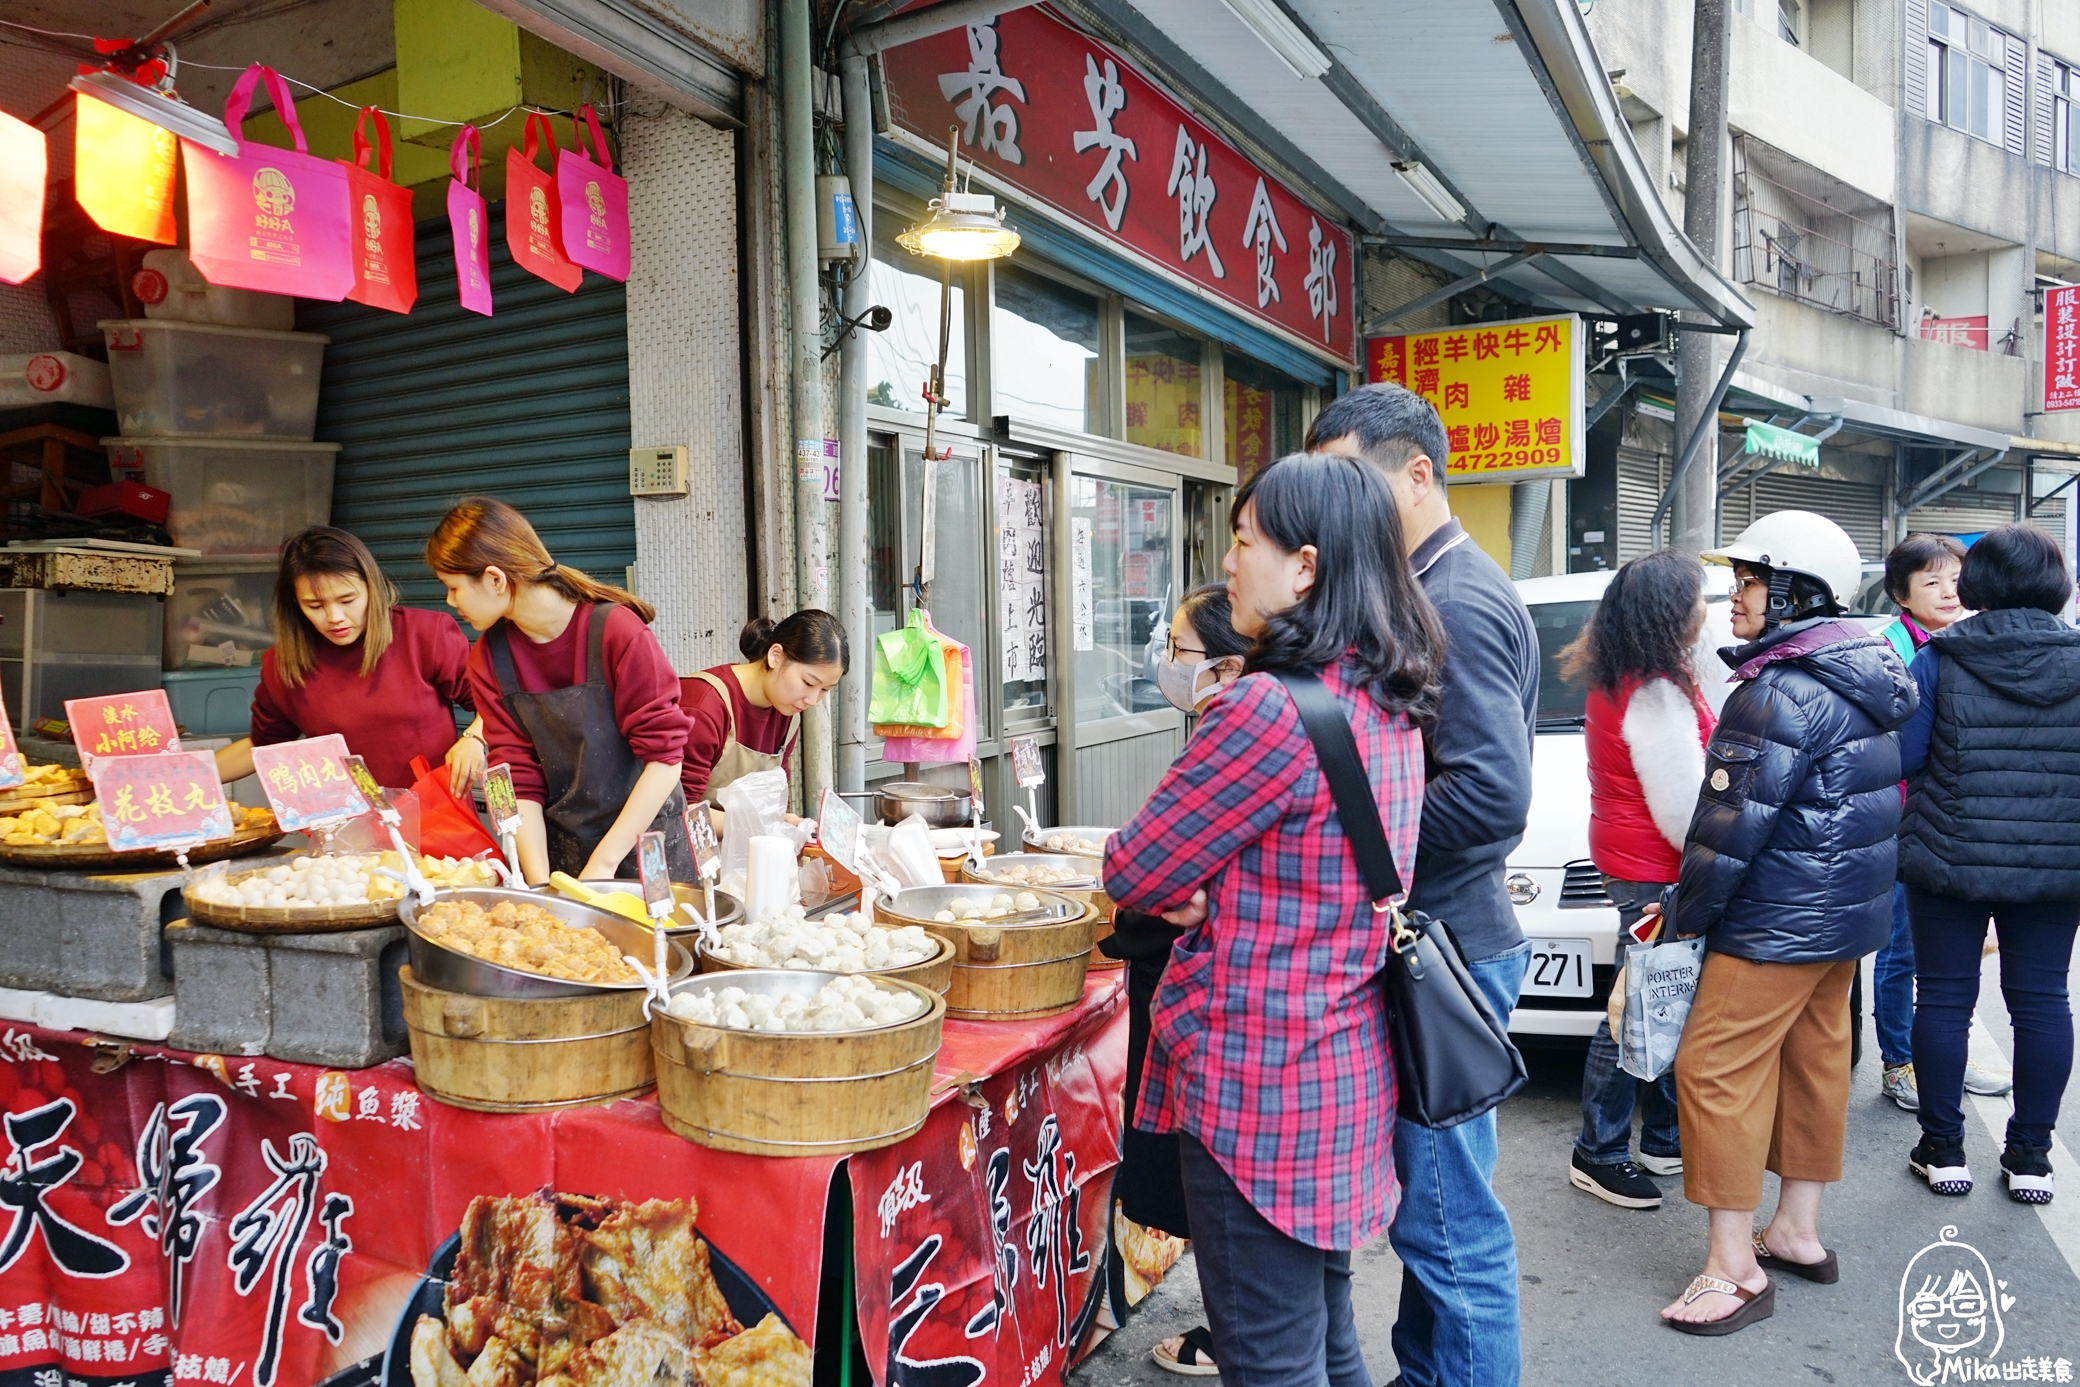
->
[[299, 216, 635, 609], [1907, 489, 2020, 537], [1615, 446, 1667, 562], [1724, 473, 1885, 560]]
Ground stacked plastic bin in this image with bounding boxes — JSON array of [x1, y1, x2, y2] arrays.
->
[[101, 249, 339, 733]]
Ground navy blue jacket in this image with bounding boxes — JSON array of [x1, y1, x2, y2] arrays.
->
[[1671, 617, 1917, 963]]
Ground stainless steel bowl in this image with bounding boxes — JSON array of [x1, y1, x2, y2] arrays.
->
[[1023, 824, 1114, 855], [574, 879, 743, 939], [967, 852, 1102, 888], [877, 882, 1086, 926], [661, 968, 936, 1034], [399, 886, 695, 999], [876, 781, 973, 828]]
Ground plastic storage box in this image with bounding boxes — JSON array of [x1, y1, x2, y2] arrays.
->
[[0, 351, 114, 411], [0, 589, 164, 725], [105, 436, 337, 554], [134, 248, 296, 330], [162, 666, 261, 736], [166, 559, 277, 671], [99, 319, 329, 439]]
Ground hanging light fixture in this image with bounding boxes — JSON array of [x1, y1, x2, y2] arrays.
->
[[897, 134, 1019, 262], [68, 71, 235, 155]]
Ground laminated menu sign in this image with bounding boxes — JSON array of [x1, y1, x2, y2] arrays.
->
[[1011, 733, 1046, 788], [88, 750, 231, 852], [65, 690, 180, 773], [250, 735, 368, 833], [483, 762, 521, 835], [341, 754, 396, 823], [683, 799, 720, 880], [637, 829, 673, 917]]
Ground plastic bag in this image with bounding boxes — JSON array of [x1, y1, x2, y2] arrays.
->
[[883, 635, 976, 765], [407, 755, 499, 859], [1617, 935, 1707, 1080], [338, 107, 418, 314], [716, 767, 790, 884], [447, 126, 492, 316], [883, 814, 944, 889], [557, 104, 630, 282], [870, 611, 949, 728], [877, 639, 966, 740], [506, 112, 582, 292]]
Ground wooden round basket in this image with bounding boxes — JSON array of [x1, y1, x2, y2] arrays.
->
[[697, 935, 955, 994], [399, 966, 654, 1112], [873, 887, 1096, 1020], [959, 854, 1119, 969], [651, 974, 944, 1156], [185, 869, 404, 933], [0, 825, 284, 871]]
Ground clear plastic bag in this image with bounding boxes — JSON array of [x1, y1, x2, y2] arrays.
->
[[716, 768, 790, 883]]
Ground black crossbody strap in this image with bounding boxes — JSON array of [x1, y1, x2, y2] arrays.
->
[[1272, 671, 1405, 904]]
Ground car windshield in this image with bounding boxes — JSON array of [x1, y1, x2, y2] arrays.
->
[[1529, 600, 1597, 730]]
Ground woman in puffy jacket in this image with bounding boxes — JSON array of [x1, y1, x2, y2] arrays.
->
[[1897, 524, 2080, 1205], [1559, 550, 1716, 1212], [1654, 511, 1916, 1336]]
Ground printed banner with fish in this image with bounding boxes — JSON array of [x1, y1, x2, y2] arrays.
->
[[0, 979, 1127, 1387]]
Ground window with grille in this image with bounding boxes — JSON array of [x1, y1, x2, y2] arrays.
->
[[1926, 2, 2010, 146]]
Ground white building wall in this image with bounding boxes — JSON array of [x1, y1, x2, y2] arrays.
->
[[621, 94, 748, 675]]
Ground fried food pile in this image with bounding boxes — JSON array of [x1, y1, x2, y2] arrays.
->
[[0, 797, 274, 849], [415, 898, 639, 984], [409, 1190, 809, 1387]]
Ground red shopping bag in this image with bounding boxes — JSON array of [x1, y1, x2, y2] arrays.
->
[[447, 125, 493, 317], [182, 65, 354, 299], [505, 112, 581, 292], [407, 754, 500, 859], [338, 107, 417, 314], [557, 104, 629, 282], [0, 110, 44, 283], [74, 91, 177, 244]]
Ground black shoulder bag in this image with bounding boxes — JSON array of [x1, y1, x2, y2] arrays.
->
[[1274, 671, 1528, 1129]]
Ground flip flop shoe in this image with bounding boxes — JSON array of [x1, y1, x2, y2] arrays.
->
[[1666, 1275, 1775, 1336], [1153, 1326, 1218, 1376], [1752, 1231, 1839, 1284]]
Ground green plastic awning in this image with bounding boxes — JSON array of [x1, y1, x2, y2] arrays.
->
[[1744, 420, 1820, 467]]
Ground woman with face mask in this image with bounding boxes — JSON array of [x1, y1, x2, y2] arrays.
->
[[1153, 584, 1250, 717]]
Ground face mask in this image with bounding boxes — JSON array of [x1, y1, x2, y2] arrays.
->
[[1156, 656, 1224, 712]]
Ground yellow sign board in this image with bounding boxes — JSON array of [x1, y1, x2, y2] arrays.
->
[[1366, 314, 1583, 481]]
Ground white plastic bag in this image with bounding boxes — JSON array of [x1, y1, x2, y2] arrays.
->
[[1617, 935, 1707, 1080], [716, 768, 790, 884], [882, 814, 944, 889]]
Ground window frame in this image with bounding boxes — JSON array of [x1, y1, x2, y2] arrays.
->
[[2054, 58, 2078, 175], [1926, 1, 2011, 147]]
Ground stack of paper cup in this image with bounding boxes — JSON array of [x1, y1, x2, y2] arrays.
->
[[744, 835, 797, 922]]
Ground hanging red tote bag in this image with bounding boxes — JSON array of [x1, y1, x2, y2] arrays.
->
[[182, 65, 354, 299], [506, 112, 581, 292], [337, 107, 417, 314], [447, 125, 493, 317], [556, 104, 630, 282]]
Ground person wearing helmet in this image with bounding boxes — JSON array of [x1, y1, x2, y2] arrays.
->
[[1650, 510, 1917, 1335]]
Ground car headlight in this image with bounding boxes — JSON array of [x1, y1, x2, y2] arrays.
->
[[1506, 872, 1540, 906]]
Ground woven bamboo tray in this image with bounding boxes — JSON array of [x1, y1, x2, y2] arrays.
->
[[184, 889, 402, 933], [0, 786, 93, 816], [0, 825, 285, 871]]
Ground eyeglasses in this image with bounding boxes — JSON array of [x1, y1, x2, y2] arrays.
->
[[1165, 635, 1209, 661]]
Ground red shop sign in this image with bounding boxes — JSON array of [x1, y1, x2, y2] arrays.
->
[[881, 8, 1356, 362], [65, 690, 180, 772], [250, 735, 368, 833], [2046, 285, 2080, 413], [87, 750, 232, 852]]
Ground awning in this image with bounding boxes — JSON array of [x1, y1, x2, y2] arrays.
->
[[1743, 421, 1819, 467]]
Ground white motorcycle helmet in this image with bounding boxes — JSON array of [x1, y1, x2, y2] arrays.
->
[[1702, 510, 1863, 627]]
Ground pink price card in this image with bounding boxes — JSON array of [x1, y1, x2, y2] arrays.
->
[[250, 735, 369, 832], [0, 690, 22, 791], [88, 750, 232, 853], [66, 689, 180, 772]]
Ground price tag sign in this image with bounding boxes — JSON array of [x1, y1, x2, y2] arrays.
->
[[88, 751, 232, 853], [637, 829, 674, 917], [341, 755, 397, 824], [0, 693, 23, 791], [1010, 734, 1045, 789], [66, 690, 180, 772], [682, 800, 720, 881], [967, 758, 986, 817], [483, 763, 521, 834], [250, 736, 368, 833], [816, 787, 863, 874]]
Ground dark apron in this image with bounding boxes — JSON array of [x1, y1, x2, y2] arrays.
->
[[488, 603, 697, 881]]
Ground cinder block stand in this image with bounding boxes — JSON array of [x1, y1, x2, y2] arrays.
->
[[164, 920, 408, 1069], [0, 864, 190, 1001]]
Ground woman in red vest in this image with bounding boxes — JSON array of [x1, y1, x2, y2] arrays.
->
[[1561, 549, 1717, 1211]]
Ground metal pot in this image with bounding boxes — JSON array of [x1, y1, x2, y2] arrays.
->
[[874, 781, 973, 828], [400, 887, 695, 999]]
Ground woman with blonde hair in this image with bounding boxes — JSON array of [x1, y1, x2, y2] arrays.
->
[[427, 497, 697, 883]]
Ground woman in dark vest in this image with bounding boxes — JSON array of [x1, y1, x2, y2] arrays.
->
[[1900, 524, 2080, 1205]]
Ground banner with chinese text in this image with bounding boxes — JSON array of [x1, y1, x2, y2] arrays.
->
[[2046, 285, 2080, 413], [881, 8, 1356, 363], [1366, 314, 1584, 481]]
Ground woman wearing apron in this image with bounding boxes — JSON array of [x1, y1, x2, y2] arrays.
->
[[427, 497, 697, 883], [682, 611, 848, 832]]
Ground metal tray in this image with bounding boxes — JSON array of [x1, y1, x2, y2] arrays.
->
[[966, 851, 1101, 888], [876, 882, 1086, 927], [1022, 824, 1114, 855], [398, 887, 695, 999]]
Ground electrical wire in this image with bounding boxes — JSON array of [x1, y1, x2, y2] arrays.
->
[[178, 57, 617, 129], [0, 16, 98, 41]]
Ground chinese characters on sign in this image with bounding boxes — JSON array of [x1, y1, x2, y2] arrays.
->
[[882, 8, 1355, 360], [1367, 315, 1584, 481], [2046, 286, 2080, 413], [999, 473, 1047, 684], [249, 736, 367, 834], [64, 690, 179, 773], [1919, 313, 1990, 352], [86, 751, 232, 853], [1069, 518, 1094, 653]]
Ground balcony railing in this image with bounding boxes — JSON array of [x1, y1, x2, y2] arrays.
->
[[1731, 135, 1901, 331]]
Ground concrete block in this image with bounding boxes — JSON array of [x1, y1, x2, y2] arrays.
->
[[165, 920, 408, 1069], [0, 864, 190, 1002]]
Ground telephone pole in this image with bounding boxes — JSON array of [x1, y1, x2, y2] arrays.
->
[[1674, 0, 1730, 554]]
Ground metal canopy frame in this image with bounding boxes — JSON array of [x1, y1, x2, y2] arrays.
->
[[1899, 447, 2012, 517]]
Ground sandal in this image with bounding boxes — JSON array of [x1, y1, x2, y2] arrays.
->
[[1666, 1274, 1775, 1336], [1153, 1326, 1218, 1376], [1753, 1230, 1840, 1285]]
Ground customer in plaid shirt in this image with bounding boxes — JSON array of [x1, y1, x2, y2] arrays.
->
[[1106, 451, 1445, 1387]]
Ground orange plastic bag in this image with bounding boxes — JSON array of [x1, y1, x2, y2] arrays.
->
[[407, 754, 500, 859]]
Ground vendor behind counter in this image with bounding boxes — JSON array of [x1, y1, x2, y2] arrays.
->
[[681, 610, 847, 814]]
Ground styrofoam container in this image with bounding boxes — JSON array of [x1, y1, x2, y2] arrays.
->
[[99, 319, 328, 440], [0, 352, 114, 411], [134, 247, 296, 331], [166, 559, 277, 671], [105, 436, 336, 555]]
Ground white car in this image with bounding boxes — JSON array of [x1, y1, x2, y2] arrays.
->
[[1505, 571, 1735, 1037]]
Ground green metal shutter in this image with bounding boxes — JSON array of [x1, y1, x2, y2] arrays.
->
[[299, 215, 635, 608]]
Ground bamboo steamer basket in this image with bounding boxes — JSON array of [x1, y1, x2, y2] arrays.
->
[[398, 966, 654, 1112], [699, 933, 955, 995], [960, 853, 1119, 969], [651, 970, 944, 1156], [875, 884, 1095, 1020]]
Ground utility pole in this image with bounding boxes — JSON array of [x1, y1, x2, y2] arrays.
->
[[1674, 0, 1730, 555]]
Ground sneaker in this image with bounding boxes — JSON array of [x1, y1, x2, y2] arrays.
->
[[1884, 1063, 1921, 1112], [1569, 1149, 1663, 1208], [1637, 1150, 1684, 1177], [1964, 1063, 2014, 1097], [1910, 1135, 1974, 1196], [2002, 1143, 2054, 1205]]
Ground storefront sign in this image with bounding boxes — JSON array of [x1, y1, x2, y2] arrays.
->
[[1919, 313, 1989, 351], [1000, 473, 1047, 684], [87, 751, 232, 852], [1366, 314, 1584, 481], [2046, 285, 2080, 413], [882, 8, 1356, 362], [249, 736, 367, 833], [65, 691, 180, 772]]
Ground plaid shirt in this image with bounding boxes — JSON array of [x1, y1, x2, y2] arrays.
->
[[1103, 660, 1425, 1249]]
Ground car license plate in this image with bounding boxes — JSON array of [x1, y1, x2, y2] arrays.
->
[[1521, 938, 1593, 998]]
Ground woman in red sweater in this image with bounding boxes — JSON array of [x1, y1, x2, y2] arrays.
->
[[214, 527, 482, 793], [1559, 549, 1716, 1211], [428, 497, 696, 884], [681, 610, 846, 815]]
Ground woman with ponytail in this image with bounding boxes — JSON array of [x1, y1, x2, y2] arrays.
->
[[681, 611, 848, 813], [427, 497, 698, 883]]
